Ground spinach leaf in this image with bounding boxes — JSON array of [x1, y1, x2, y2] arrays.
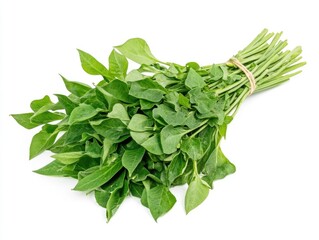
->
[[109, 50, 128, 80], [185, 175, 210, 214], [147, 185, 176, 221], [122, 146, 145, 176], [77, 49, 112, 78], [115, 38, 159, 65], [73, 159, 122, 192]]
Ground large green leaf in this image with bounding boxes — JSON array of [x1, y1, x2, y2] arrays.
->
[[51, 151, 84, 165], [160, 125, 188, 154], [68, 104, 98, 125], [129, 79, 167, 102], [29, 125, 59, 159], [77, 49, 112, 78], [61, 75, 91, 97], [185, 175, 210, 214], [104, 79, 136, 103], [185, 68, 206, 89], [109, 49, 128, 80], [73, 159, 122, 192], [147, 185, 176, 221], [115, 38, 159, 65], [106, 180, 129, 221], [11, 113, 40, 129], [121, 146, 145, 176]]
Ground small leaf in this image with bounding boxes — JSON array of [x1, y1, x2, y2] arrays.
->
[[90, 118, 129, 142], [85, 139, 102, 158], [104, 79, 136, 103], [61, 75, 91, 97], [33, 160, 77, 177], [30, 112, 65, 124], [178, 93, 191, 109], [167, 153, 187, 185], [160, 125, 187, 154], [107, 103, 130, 123], [109, 50, 128, 80], [77, 49, 112, 78], [11, 113, 40, 129], [106, 180, 129, 221], [185, 175, 210, 214], [125, 69, 144, 82], [185, 68, 206, 89], [122, 147, 145, 176], [152, 104, 187, 126], [128, 114, 153, 132], [141, 134, 164, 155], [73, 159, 122, 192], [55, 94, 78, 115], [30, 95, 53, 112], [210, 64, 223, 80], [180, 138, 203, 160], [115, 38, 159, 65], [130, 131, 153, 145], [68, 104, 98, 125], [129, 79, 167, 102], [95, 171, 126, 208], [147, 185, 176, 221], [29, 125, 59, 159], [51, 152, 84, 165]]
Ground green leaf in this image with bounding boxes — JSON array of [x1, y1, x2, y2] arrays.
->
[[64, 123, 94, 144], [29, 125, 59, 159], [104, 79, 136, 103], [178, 93, 191, 109], [107, 103, 130, 123], [85, 139, 102, 158], [106, 180, 129, 221], [115, 38, 159, 65], [180, 137, 203, 160], [141, 134, 164, 155], [90, 118, 129, 142], [210, 64, 223, 80], [51, 151, 84, 165], [129, 182, 144, 198], [152, 104, 186, 126], [203, 147, 236, 186], [167, 153, 187, 185], [33, 160, 77, 177], [130, 131, 153, 145], [11, 113, 40, 129], [68, 104, 98, 125], [55, 94, 78, 115], [125, 69, 144, 82], [73, 159, 122, 192], [129, 79, 167, 102], [30, 111, 65, 125], [77, 49, 111, 78], [185, 68, 206, 89], [109, 50, 128, 80], [147, 185, 176, 221], [160, 125, 187, 154], [185, 175, 210, 214], [128, 114, 153, 132], [61, 75, 91, 97], [94, 171, 125, 208], [122, 146, 145, 176], [30, 95, 53, 112]]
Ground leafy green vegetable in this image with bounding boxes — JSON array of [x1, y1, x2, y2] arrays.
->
[[12, 29, 305, 221]]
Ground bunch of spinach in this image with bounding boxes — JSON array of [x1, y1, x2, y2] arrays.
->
[[12, 29, 305, 221]]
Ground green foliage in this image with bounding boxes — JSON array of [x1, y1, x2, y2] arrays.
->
[[12, 29, 305, 221]]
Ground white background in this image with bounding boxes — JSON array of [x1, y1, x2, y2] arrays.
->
[[1, 0, 319, 239]]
